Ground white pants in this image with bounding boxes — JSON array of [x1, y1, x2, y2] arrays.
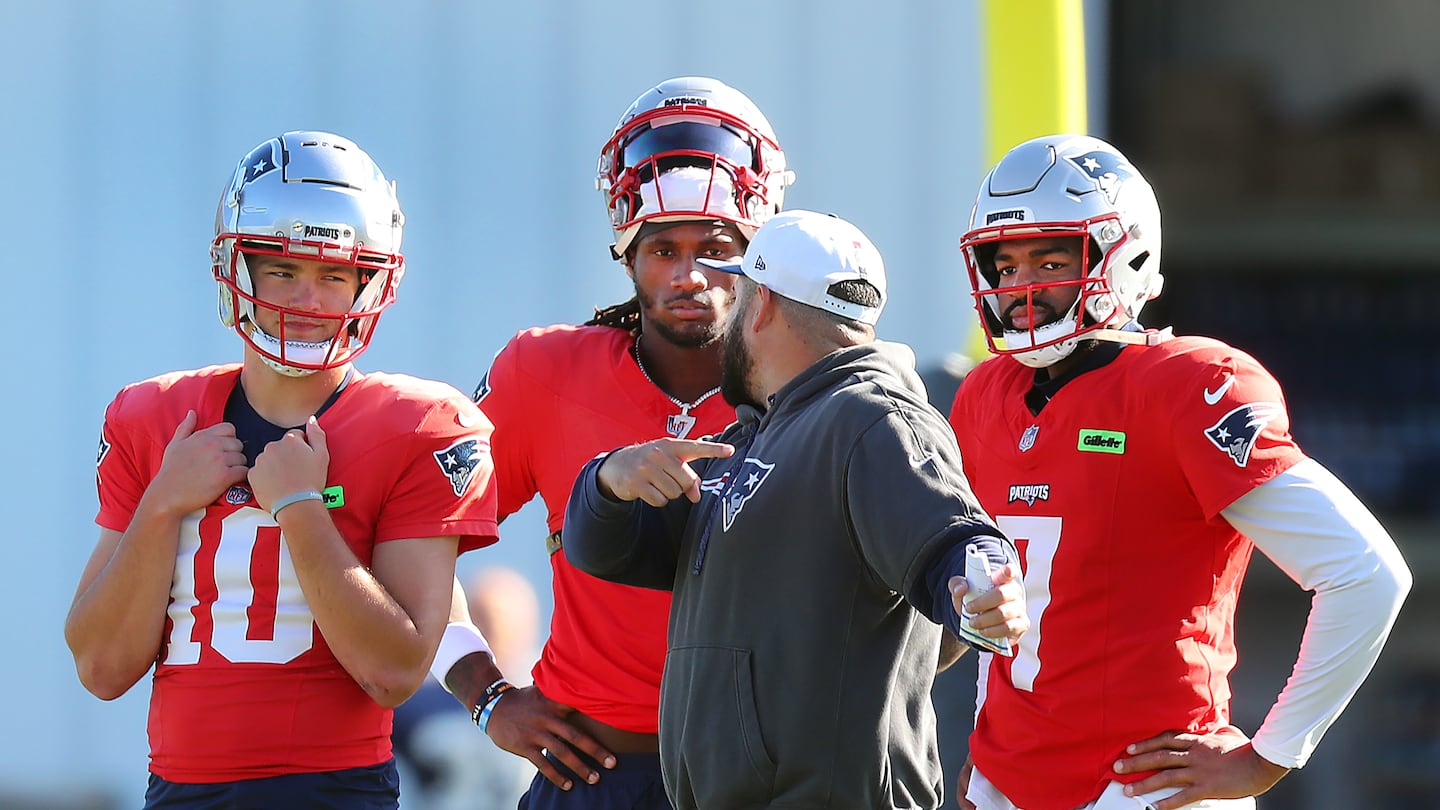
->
[[967, 765, 1258, 810]]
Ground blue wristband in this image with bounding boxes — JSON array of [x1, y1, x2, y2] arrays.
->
[[477, 689, 509, 735]]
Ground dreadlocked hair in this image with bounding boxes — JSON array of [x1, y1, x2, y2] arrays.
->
[[585, 296, 642, 332]]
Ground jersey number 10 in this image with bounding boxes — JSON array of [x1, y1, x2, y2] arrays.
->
[[163, 509, 316, 665]]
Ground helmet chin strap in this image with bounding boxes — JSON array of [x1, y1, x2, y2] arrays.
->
[[1089, 326, 1174, 346], [246, 322, 336, 377]]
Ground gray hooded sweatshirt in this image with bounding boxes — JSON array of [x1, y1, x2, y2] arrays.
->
[[565, 341, 1013, 810]]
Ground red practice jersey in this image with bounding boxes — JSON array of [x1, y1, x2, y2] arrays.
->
[[474, 325, 733, 733], [948, 336, 1305, 810], [95, 364, 499, 783]]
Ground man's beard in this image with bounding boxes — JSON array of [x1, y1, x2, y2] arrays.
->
[[636, 283, 725, 349], [720, 306, 760, 409]]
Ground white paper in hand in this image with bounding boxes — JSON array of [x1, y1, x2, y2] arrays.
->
[[960, 546, 1014, 657]]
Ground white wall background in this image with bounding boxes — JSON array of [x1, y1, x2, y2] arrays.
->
[[0, 1, 1019, 804]]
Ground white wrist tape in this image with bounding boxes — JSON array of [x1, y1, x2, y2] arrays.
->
[[430, 621, 494, 694]]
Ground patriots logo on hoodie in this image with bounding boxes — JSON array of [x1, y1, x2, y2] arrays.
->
[[715, 457, 775, 531], [1204, 402, 1283, 467]]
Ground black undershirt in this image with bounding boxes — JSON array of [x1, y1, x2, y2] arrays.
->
[[224, 369, 354, 465], [1024, 340, 1126, 416]]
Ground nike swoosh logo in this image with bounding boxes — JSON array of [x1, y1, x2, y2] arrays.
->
[[1203, 374, 1235, 406], [909, 454, 935, 469]]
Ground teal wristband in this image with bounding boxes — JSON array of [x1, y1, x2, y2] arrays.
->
[[477, 688, 510, 736], [270, 489, 324, 519]]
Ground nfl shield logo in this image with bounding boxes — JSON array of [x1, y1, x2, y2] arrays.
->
[[1018, 425, 1039, 452]]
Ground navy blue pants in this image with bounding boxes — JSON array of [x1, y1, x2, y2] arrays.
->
[[143, 758, 399, 809], [518, 752, 670, 810]]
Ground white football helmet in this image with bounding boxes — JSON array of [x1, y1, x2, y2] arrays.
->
[[597, 76, 794, 259], [212, 131, 405, 375], [960, 134, 1163, 368]]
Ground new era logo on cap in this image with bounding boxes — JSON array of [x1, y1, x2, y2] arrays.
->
[[698, 209, 886, 325]]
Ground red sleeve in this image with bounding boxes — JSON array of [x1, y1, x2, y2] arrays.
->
[[1160, 344, 1305, 518], [95, 385, 159, 533], [374, 392, 499, 554], [472, 334, 540, 522]]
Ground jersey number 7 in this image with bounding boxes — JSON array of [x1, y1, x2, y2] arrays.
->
[[994, 515, 1061, 692]]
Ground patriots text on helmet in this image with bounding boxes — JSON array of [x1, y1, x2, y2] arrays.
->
[[303, 225, 342, 240], [985, 209, 1027, 225]]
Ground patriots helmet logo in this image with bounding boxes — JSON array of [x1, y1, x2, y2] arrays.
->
[[718, 457, 775, 531], [433, 437, 484, 497], [1069, 150, 1135, 205], [1204, 402, 1283, 467], [239, 141, 279, 188]]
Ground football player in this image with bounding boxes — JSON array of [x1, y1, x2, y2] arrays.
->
[[426, 77, 792, 809], [66, 132, 498, 809], [948, 134, 1412, 810]]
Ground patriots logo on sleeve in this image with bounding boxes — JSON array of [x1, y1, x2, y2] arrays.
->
[[433, 437, 484, 497], [96, 430, 111, 468], [720, 457, 775, 531], [471, 345, 506, 403], [1069, 151, 1135, 205], [1204, 402, 1283, 467]]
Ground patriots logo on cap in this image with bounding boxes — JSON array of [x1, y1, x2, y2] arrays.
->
[[1204, 402, 1283, 467], [1069, 151, 1135, 205], [709, 457, 775, 531], [433, 437, 484, 497]]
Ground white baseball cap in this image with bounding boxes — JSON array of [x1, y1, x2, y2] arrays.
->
[[697, 209, 886, 325]]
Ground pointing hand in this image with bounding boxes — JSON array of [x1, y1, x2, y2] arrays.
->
[[597, 438, 735, 506]]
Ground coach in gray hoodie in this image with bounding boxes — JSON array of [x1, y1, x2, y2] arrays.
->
[[564, 210, 1028, 810]]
